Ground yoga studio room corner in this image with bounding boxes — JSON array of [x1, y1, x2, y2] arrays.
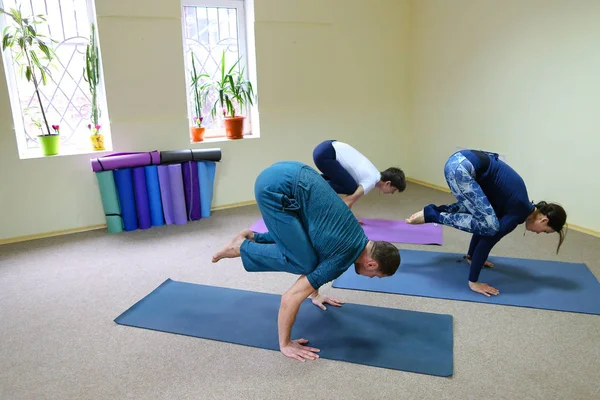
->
[[1, 1, 599, 399]]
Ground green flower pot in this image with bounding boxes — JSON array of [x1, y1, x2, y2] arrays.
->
[[38, 134, 60, 156]]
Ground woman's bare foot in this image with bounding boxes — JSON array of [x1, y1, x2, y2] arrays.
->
[[405, 210, 425, 224], [212, 232, 246, 262]]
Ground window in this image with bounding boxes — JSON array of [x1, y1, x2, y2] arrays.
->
[[181, 0, 259, 140], [0, 0, 110, 158]]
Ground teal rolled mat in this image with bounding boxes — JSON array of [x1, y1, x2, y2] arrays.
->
[[95, 171, 123, 233]]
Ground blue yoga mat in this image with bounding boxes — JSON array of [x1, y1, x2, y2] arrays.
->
[[132, 167, 151, 229], [333, 249, 600, 315], [114, 279, 454, 376], [113, 168, 138, 231], [144, 165, 164, 227], [197, 161, 216, 218]]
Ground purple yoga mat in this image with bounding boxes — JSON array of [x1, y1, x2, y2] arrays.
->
[[168, 164, 188, 225], [181, 161, 201, 221], [157, 166, 175, 225], [90, 151, 160, 172], [249, 218, 443, 245], [132, 167, 152, 229]]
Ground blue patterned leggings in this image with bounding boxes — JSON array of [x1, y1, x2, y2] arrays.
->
[[426, 152, 500, 236]]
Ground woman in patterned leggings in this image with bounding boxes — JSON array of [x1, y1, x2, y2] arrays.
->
[[406, 149, 567, 297]]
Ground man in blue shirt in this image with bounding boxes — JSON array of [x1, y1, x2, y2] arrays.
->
[[212, 161, 401, 362], [406, 149, 567, 297]]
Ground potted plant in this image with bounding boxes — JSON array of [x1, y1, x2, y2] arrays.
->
[[209, 51, 255, 140], [0, 6, 60, 155], [83, 23, 104, 151], [189, 54, 210, 142]]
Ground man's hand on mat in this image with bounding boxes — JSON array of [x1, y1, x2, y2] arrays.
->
[[405, 210, 425, 224], [468, 281, 499, 297], [310, 294, 344, 310], [280, 339, 320, 362]]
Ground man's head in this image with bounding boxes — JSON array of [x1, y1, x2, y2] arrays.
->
[[378, 167, 406, 194], [354, 241, 400, 278]]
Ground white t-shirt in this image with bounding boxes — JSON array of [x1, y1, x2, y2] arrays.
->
[[331, 141, 380, 195]]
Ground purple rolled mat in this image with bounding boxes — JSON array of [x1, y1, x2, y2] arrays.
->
[[132, 167, 152, 229], [168, 164, 188, 225], [157, 165, 175, 225], [181, 161, 201, 221], [90, 150, 160, 172]]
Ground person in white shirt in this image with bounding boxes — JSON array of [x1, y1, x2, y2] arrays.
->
[[312, 139, 406, 209]]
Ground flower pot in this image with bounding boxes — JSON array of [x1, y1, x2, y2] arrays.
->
[[90, 134, 105, 151], [223, 116, 245, 140], [190, 126, 205, 142], [38, 134, 60, 156]]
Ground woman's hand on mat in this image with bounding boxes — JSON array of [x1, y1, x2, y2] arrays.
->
[[310, 294, 344, 310], [465, 255, 494, 268], [468, 281, 499, 297], [280, 339, 320, 362]]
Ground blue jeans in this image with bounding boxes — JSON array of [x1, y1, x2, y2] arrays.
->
[[240, 162, 319, 275], [424, 152, 500, 236], [312, 140, 358, 194]]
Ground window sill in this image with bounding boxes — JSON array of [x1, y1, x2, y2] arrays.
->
[[19, 144, 114, 160], [189, 132, 260, 145]]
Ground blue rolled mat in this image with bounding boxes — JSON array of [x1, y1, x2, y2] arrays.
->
[[114, 279, 454, 376], [113, 168, 138, 231], [333, 249, 600, 315], [132, 167, 151, 229], [94, 171, 123, 233], [144, 165, 164, 226], [168, 164, 188, 225], [197, 161, 216, 218], [182, 161, 201, 221], [157, 166, 174, 225]]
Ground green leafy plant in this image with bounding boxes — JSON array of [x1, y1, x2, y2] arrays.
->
[[83, 23, 101, 135], [0, 5, 58, 136], [209, 50, 255, 119], [189, 53, 210, 127]]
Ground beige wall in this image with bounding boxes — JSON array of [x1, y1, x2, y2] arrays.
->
[[409, 0, 600, 231], [0, 0, 411, 240]]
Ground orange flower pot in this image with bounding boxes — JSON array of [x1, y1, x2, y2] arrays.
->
[[190, 126, 205, 142], [223, 116, 245, 140]]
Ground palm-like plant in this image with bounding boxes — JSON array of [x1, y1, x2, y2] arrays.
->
[[209, 50, 255, 119], [189, 53, 210, 127], [83, 23, 100, 134], [0, 5, 57, 136]]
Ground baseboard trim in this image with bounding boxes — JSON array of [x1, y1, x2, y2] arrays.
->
[[0, 224, 107, 245], [406, 177, 600, 238], [0, 200, 260, 246]]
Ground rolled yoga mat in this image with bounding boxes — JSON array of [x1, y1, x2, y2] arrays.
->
[[157, 166, 174, 225], [249, 218, 443, 245], [168, 164, 188, 225], [114, 279, 454, 376], [159, 148, 222, 164], [197, 161, 216, 218], [113, 168, 138, 231], [132, 167, 152, 229], [181, 161, 201, 221], [144, 166, 164, 227], [91, 151, 160, 172], [332, 249, 600, 315], [94, 171, 123, 233]]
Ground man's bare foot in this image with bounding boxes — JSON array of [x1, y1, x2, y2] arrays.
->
[[240, 229, 255, 242], [405, 210, 425, 224], [212, 233, 246, 263]]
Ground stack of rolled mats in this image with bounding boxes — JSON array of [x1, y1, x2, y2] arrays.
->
[[91, 149, 221, 233]]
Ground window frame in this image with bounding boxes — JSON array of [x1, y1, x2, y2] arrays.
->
[[0, 0, 112, 158], [180, 0, 258, 140]]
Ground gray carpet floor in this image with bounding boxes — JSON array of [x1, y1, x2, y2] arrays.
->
[[1, 182, 599, 400]]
